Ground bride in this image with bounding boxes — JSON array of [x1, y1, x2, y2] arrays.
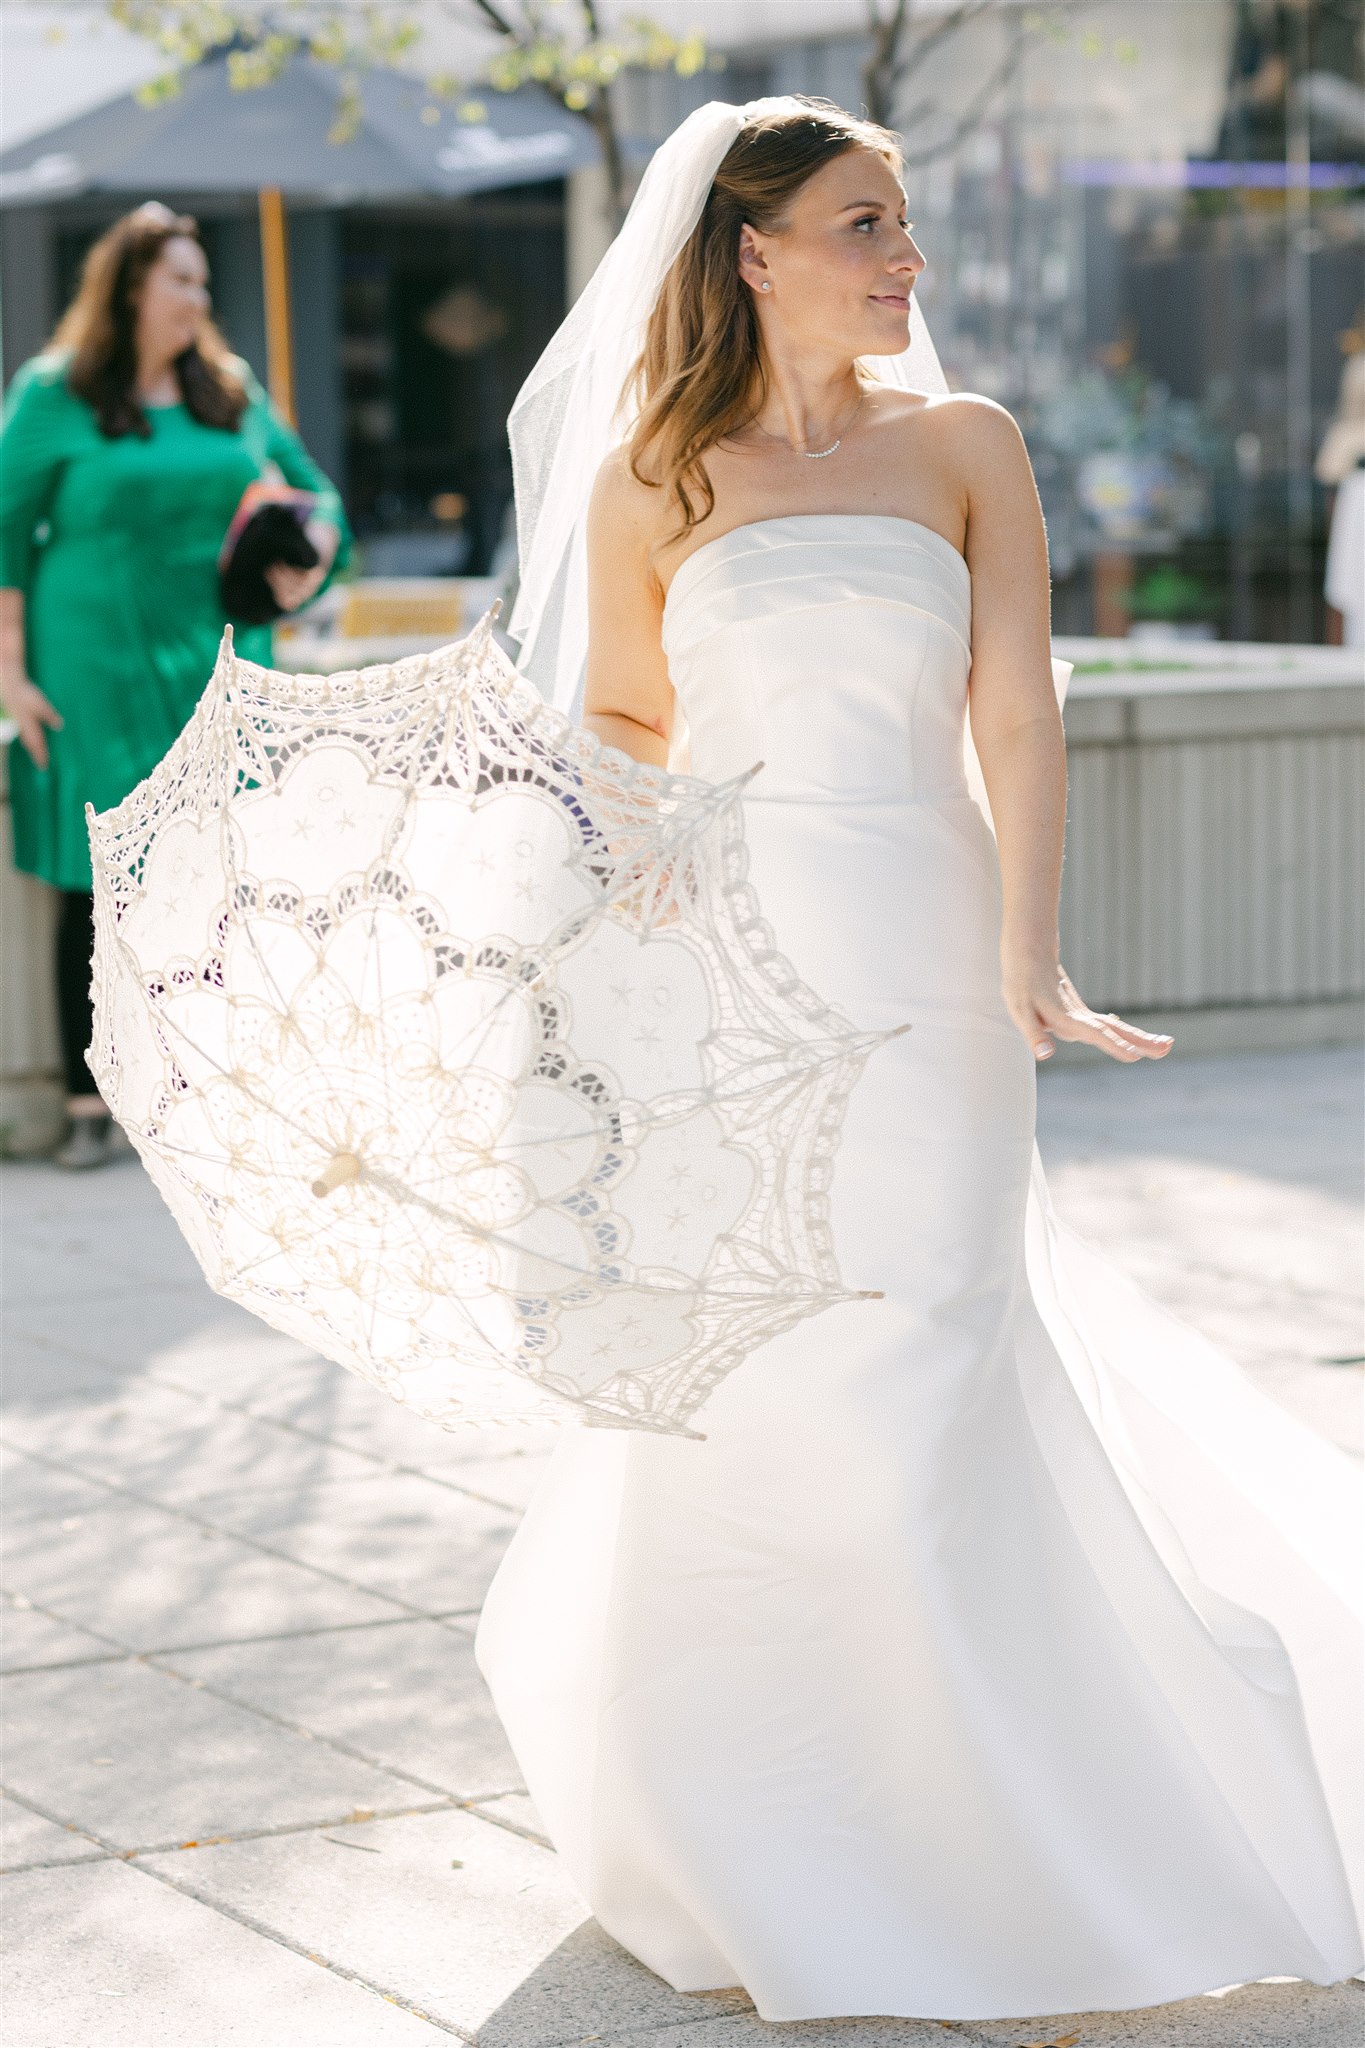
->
[[475, 96, 1363, 2020]]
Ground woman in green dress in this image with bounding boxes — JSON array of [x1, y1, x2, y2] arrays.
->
[[0, 201, 349, 1168]]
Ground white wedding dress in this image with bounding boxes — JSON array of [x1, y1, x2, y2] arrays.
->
[[475, 514, 1364, 2021]]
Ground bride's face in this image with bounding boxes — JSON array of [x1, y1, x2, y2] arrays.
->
[[738, 148, 925, 359]]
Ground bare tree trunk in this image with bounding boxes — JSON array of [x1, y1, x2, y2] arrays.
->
[[586, 85, 628, 227], [862, 0, 909, 128], [467, 0, 627, 220], [577, 2, 626, 225]]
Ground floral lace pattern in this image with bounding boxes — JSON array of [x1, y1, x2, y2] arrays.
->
[[87, 611, 893, 1439]]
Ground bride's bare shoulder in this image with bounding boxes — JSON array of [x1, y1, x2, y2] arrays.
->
[[876, 391, 1035, 506], [875, 387, 1023, 444], [915, 390, 1030, 462], [588, 444, 669, 556]]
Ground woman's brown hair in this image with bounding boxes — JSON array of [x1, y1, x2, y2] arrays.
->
[[625, 97, 903, 537], [50, 202, 248, 438]]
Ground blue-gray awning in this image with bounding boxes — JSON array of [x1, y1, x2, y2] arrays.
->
[[0, 55, 598, 205]]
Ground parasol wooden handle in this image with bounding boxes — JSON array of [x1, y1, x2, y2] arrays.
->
[[312, 1151, 362, 1198]]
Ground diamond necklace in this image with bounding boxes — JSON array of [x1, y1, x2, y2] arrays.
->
[[753, 387, 866, 460]]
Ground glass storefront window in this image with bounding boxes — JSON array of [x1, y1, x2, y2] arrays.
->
[[339, 183, 566, 576], [888, 0, 1364, 643]]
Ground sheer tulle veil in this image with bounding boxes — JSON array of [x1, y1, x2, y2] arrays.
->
[[506, 95, 948, 716]]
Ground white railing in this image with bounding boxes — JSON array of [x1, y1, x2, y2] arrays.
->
[[1054, 639, 1364, 1056]]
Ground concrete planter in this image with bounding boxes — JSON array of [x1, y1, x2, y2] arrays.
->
[[1053, 639, 1365, 1060], [0, 728, 62, 1155]]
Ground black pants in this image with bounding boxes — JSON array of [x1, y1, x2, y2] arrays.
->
[[56, 890, 99, 1099]]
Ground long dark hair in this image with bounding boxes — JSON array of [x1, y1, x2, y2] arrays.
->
[[626, 97, 902, 537], [50, 202, 248, 439]]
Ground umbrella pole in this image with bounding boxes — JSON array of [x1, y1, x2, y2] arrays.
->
[[258, 186, 296, 425]]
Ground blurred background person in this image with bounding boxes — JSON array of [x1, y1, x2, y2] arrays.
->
[[1316, 340, 1365, 648], [0, 201, 349, 1169]]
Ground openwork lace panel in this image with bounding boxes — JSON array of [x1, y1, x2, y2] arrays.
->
[[88, 612, 894, 1439]]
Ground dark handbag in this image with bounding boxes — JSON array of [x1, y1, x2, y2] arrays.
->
[[218, 482, 319, 625]]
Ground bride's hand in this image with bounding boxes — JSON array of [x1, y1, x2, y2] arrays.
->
[[1002, 953, 1174, 1065]]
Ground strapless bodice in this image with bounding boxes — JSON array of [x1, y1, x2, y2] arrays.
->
[[662, 514, 972, 803]]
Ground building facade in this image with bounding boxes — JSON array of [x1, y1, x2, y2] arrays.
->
[[2, 0, 1361, 618]]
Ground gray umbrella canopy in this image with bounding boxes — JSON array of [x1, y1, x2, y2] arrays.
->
[[0, 54, 598, 203]]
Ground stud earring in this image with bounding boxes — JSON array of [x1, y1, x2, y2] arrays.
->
[[761, 281, 772, 292]]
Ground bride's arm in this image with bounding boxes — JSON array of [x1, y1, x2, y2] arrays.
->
[[581, 451, 676, 768], [955, 397, 1172, 1066]]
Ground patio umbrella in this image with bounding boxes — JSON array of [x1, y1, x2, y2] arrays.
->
[[0, 56, 598, 416], [86, 609, 895, 1441]]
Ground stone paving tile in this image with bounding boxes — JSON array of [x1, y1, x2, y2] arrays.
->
[[140, 1328, 336, 1410], [1062, 1199, 1359, 1333], [1036, 1048, 1364, 1458], [5, 1343, 542, 1577], [1, 1793, 107, 1871], [577, 2021, 951, 2048], [1236, 1356, 1364, 1456], [204, 1469, 519, 1613], [1104, 1242, 1361, 1346], [0, 1595, 119, 1675], [141, 1805, 753, 2040], [1097, 1267, 1362, 1456], [574, 1981, 1365, 2048], [1036, 1047, 1361, 1188], [169, 1617, 522, 1798], [467, 1789, 550, 1846], [963, 1977, 1365, 2045], [427, 1444, 559, 1514], [3, 1655, 426, 1850], [3, 1378, 388, 1507], [2, 1288, 307, 1386], [2, 1157, 187, 1280], [3, 1233, 186, 1311], [1, 1441, 114, 1523], [3, 1489, 400, 1650], [2, 1858, 448, 2045], [1, 1328, 125, 1407], [250, 1363, 561, 1478]]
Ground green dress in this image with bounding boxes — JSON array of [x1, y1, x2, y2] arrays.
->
[[0, 352, 350, 890]]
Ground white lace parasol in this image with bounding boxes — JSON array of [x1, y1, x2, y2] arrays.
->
[[87, 615, 895, 1439]]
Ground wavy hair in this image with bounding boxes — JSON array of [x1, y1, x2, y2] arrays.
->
[[625, 98, 902, 537], [51, 202, 247, 439]]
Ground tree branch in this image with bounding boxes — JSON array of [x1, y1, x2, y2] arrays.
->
[[895, 0, 999, 78], [464, 0, 520, 40], [863, 0, 909, 124], [862, 1, 1097, 166], [899, 23, 1031, 167]]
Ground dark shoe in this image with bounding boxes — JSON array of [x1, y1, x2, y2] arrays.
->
[[53, 1116, 115, 1171]]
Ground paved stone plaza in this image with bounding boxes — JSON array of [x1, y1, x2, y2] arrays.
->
[[2, 1047, 1362, 2047]]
